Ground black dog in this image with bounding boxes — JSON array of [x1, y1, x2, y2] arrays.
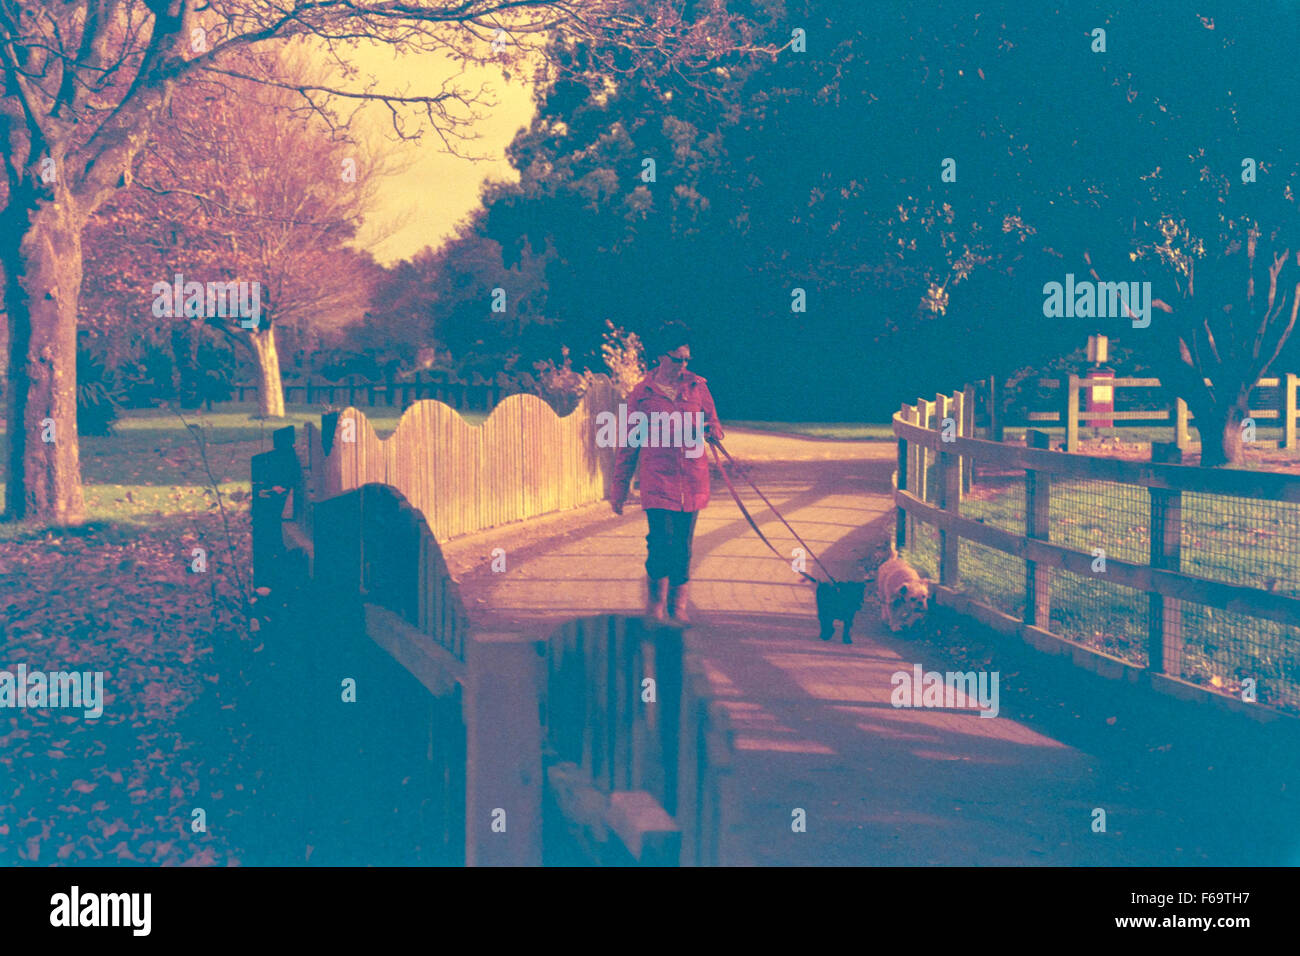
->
[[815, 581, 867, 643]]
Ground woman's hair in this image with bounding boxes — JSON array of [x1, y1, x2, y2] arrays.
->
[[643, 320, 692, 360]]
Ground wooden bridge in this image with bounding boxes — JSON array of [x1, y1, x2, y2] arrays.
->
[[249, 388, 1300, 866]]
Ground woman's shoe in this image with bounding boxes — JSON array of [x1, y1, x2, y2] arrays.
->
[[669, 582, 691, 625], [647, 577, 670, 624]]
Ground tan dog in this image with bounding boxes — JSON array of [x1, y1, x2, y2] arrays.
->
[[876, 545, 933, 632]]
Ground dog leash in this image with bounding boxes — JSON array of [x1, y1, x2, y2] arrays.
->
[[709, 439, 837, 585]]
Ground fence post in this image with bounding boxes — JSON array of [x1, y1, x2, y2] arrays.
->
[[1024, 429, 1052, 628], [937, 430, 961, 588], [1065, 374, 1080, 453], [903, 404, 919, 548], [1175, 397, 1190, 450], [917, 398, 934, 504], [935, 390, 952, 495], [464, 632, 544, 866], [989, 375, 1004, 442], [895, 404, 910, 551], [250, 452, 284, 590], [1286, 374, 1298, 452], [1147, 488, 1183, 678], [961, 384, 975, 493]]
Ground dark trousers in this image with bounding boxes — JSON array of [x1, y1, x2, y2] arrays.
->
[[644, 508, 700, 586]]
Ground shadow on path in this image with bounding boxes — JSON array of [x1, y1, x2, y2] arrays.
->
[[441, 433, 1300, 865]]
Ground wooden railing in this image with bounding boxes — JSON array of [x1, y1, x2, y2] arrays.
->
[[541, 615, 734, 866], [971, 373, 1300, 452], [894, 389, 1300, 719], [308, 482, 473, 662], [289, 482, 469, 864], [258, 480, 731, 865]]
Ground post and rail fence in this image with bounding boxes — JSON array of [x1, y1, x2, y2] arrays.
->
[[894, 388, 1300, 720], [968, 372, 1300, 453]]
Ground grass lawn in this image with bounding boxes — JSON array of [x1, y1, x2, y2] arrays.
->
[[725, 420, 895, 440], [0, 402, 489, 537]]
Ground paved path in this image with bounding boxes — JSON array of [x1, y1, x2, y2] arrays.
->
[[442, 429, 1298, 866]]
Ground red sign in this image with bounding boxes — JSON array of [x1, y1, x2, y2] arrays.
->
[[1085, 372, 1114, 427]]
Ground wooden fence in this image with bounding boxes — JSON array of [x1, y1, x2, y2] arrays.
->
[[541, 615, 734, 866], [251, 473, 732, 865], [235, 372, 523, 413], [270, 482, 470, 864], [304, 376, 619, 541], [250, 425, 308, 592], [894, 388, 1300, 719], [250, 379, 732, 865], [971, 373, 1300, 453], [309, 481, 475, 663]]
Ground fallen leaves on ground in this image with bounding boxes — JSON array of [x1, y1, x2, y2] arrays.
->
[[1, 505, 256, 867]]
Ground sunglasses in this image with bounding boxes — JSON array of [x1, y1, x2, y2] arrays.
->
[[666, 350, 690, 363]]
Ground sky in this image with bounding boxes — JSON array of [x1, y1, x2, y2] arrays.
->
[[344, 45, 539, 266]]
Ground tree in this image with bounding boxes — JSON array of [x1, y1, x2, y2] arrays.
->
[[358, 211, 551, 379], [475, 3, 781, 406], [819, 3, 1300, 464], [82, 47, 391, 418], [474, 1, 1051, 419], [1084, 182, 1300, 466], [1, 0, 762, 523]]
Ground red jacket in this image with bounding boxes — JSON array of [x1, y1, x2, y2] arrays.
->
[[611, 371, 725, 513]]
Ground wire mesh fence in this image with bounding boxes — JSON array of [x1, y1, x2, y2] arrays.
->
[[1049, 479, 1150, 567], [960, 474, 1027, 535], [895, 388, 1300, 717], [1181, 492, 1300, 597], [1047, 569, 1150, 668], [957, 539, 1027, 620], [906, 520, 940, 580], [1179, 603, 1300, 711]]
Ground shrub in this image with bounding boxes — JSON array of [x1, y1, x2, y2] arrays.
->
[[532, 346, 596, 415], [600, 321, 646, 396], [76, 350, 121, 436]]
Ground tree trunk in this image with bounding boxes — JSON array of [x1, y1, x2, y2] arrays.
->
[[1, 194, 87, 522], [1194, 397, 1250, 467], [251, 326, 286, 418]]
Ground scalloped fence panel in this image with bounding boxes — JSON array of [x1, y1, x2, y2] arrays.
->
[[317, 378, 618, 541]]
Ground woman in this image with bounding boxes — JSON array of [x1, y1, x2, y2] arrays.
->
[[610, 321, 724, 625]]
